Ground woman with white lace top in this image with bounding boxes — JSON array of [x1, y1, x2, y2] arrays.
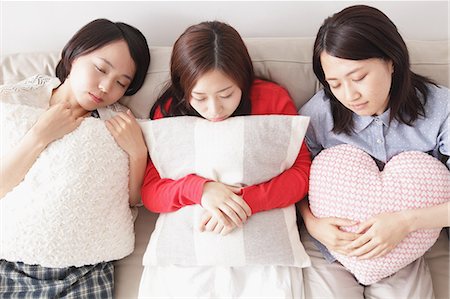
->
[[0, 18, 150, 298]]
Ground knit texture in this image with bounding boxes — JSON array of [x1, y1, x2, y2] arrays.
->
[[0, 102, 135, 268], [309, 144, 450, 285]]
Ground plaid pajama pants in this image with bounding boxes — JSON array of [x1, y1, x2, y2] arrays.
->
[[0, 260, 114, 299]]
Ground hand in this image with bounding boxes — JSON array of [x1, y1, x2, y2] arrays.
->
[[304, 215, 360, 255], [105, 110, 148, 158], [347, 212, 411, 259], [30, 101, 84, 145], [200, 182, 251, 229], [198, 210, 237, 236]]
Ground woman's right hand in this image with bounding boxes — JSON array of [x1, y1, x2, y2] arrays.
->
[[200, 182, 252, 229], [30, 102, 84, 146], [198, 210, 237, 236], [304, 215, 361, 255]]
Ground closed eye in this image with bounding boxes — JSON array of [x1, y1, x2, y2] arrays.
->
[[220, 93, 233, 99], [353, 74, 367, 82], [117, 81, 127, 88], [95, 65, 106, 73], [328, 82, 340, 89]]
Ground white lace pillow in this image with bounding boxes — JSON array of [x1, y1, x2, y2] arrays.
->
[[139, 115, 311, 267], [0, 101, 135, 268]]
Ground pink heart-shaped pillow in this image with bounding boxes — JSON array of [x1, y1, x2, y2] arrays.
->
[[309, 144, 450, 285]]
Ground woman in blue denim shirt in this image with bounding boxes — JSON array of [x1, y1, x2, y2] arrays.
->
[[299, 5, 449, 299]]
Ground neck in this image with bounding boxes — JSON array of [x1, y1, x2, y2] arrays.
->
[[51, 80, 89, 118]]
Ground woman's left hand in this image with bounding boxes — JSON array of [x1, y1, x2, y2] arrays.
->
[[346, 211, 412, 259], [105, 110, 147, 158]]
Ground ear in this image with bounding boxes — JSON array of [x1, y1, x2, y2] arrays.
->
[[388, 60, 394, 74]]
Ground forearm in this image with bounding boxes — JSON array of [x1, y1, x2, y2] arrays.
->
[[298, 198, 315, 226], [128, 152, 148, 206], [141, 161, 208, 212], [1, 131, 47, 198], [403, 202, 450, 232]]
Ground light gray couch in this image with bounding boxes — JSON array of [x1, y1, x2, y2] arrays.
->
[[1, 37, 448, 299]]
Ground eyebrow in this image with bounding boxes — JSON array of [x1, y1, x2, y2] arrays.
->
[[192, 85, 233, 94], [326, 66, 364, 81], [98, 57, 133, 81]]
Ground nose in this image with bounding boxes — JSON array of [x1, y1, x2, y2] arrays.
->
[[98, 78, 112, 93], [343, 82, 360, 102], [208, 98, 222, 116]]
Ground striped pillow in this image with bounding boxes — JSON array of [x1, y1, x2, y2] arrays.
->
[[139, 115, 311, 267]]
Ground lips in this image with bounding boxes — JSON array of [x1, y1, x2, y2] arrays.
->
[[89, 93, 103, 104], [209, 116, 227, 122], [350, 102, 368, 110]]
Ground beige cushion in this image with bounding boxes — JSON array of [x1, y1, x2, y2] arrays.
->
[[2, 39, 448, 119]]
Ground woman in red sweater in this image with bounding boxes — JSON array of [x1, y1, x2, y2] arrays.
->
[[141, 21, 311, 235], [139, 20, 311, 298]]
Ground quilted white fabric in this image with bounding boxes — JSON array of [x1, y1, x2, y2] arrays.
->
[[0, 76, 135, 268], [309, 144, 450, 285], [139, 115, 311, 267]]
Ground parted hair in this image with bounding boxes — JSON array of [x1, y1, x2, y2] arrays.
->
[[313, 5, 435, 134], [150, 21, 254, 118], [56, 18, 150, 96]]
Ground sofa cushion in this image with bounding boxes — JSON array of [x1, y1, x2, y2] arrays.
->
[[138, 115, 311, 267], [308, 144, 450, 285], [2, 39, 448, 119]]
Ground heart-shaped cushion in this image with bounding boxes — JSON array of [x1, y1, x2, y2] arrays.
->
[[309, 144, 450, 285]]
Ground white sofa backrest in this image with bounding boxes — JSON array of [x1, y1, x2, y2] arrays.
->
[[1, 38, 448, 119]]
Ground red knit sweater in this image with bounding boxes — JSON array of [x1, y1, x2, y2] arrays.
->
[[141, 79, 311, 213]]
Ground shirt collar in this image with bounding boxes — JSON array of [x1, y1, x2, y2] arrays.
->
[[353, 108, 399, 133]]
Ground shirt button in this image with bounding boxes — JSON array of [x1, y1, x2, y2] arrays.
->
[[376, 139, 383, 144]]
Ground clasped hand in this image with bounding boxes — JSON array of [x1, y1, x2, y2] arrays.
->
[[309, 211, 410, 259], [199, 182, 252, 235]]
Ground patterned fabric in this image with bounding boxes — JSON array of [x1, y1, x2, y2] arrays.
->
[[308, 144, 450, 285], [0, 260, 114, 299]]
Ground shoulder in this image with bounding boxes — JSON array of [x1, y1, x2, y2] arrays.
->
[[250, 79, 297, 115], [299, 89, 331, 118], [0, 74, 60, 107], [152, 98, 172, 120], [425, 84, 449, 104], [423, 84, 449, 117]]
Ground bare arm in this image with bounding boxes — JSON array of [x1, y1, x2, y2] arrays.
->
[[345, 203, 449, 260], [127, 152, 148, 206], [105, 110, 148, 206], [406, 202, 450, 230], [1, 130, 47, 198], [298, 198, 360, 255]]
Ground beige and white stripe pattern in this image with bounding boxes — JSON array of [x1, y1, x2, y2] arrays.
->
[[139, 115, 311, 267]]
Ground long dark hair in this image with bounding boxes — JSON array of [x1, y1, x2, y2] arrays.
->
[[56, 18, 150, 96], [313, 5, 435, 134], [150, 21, 254, 119]]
